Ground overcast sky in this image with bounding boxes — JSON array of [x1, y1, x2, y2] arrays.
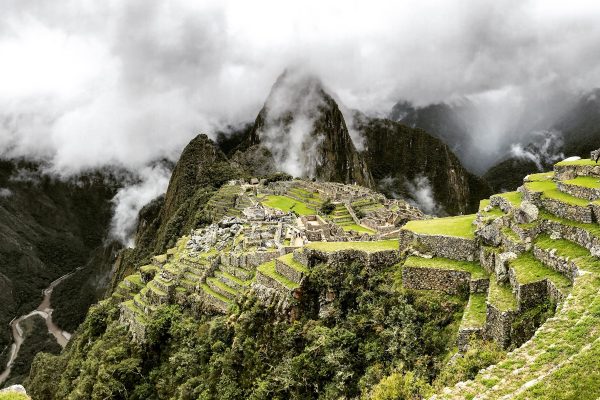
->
[[1, 0, 600, 174]]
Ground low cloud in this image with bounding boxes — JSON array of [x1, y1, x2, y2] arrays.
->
[[404, 175, 444, 216], [509, 130, 565, 171], [109, 164, 171, 247], [0, 188, 13, 198]]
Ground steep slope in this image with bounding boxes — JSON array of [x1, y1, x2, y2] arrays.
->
[[0, 160, 119, 385], [238, 70, 373, 187], [117, 134, 243, 282], [357, 117, 491, 215], [28, 160, 600, 399]]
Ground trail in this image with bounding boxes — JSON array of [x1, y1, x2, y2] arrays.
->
[[0, 268, 80, 384]]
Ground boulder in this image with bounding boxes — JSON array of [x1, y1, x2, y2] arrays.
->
[[495, 252, 517, 283], [591, 246, 600, 258], [591, 150, 600, 163], [478, 220, 502, 246], [514, 200, 539, 224]]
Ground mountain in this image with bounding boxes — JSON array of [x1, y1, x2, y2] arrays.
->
[[0, 160, 120, 385], [237, 70, 374, 187], [484, 90, 600, 192], [357, 115, 491, 215]]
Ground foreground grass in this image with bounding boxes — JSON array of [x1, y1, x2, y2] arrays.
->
[[461, 293, 488, 328], [402, 215, 476, 238]]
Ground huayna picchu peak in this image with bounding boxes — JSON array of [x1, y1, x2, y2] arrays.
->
[[22, 151, 600, 399]]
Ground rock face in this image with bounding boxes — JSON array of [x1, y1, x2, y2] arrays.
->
[[240, 70, 373, 187], [357, 117, 491, 215], [133, 134, 242, 258]]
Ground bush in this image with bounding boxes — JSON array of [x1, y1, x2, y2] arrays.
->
[[321, 199, 335, 215]]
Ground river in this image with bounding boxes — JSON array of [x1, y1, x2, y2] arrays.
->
[[0, 269, 78, 385]]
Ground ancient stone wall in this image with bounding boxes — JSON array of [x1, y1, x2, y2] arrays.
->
[[532, 245, 579, 282], [554, 163, 600, 180], [557, 181, 600, 201], [398, 230, 478, 261], [402, 266, 470, 294], [540, 197, 593, 224], [485, 304, 515, 348]]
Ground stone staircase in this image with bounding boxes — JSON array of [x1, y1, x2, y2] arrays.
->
[[423, 158, 600, 398]]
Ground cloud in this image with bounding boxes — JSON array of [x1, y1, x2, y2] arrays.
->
[[109, 164, 172, 247], [0, 188, 13, 198], [509, 130, 565, 170], [404, 175, 444, 216], [1, 0, 600, 176]]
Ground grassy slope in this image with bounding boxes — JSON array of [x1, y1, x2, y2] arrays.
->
[[402, 215, 476, 238]]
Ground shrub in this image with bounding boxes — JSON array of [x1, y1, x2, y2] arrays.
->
[[321, 199, 336, 215]]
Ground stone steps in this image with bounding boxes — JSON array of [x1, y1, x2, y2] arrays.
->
[[219, 263, 254, 281], [255, 260, 300, 293], [215, 270, 248, 291], [206, 277, 239, 300], [199, 283, 231, 313], [275, 253, 309, 284]]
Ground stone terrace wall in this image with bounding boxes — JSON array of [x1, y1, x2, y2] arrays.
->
[[541, 219, 600, 252], [300, 248, 401, 270], [554, 163, 600, 180], [485, 304, 515, 348], [399, 230, 478, 261], [539, 197, 593, 224], [557, 181, 600, 201], [508, 267, 549, 310], [532, 245, 579, 282], [220, 251, 280, 269], [402, 267, 470, 294]]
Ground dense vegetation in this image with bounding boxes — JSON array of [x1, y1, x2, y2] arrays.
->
[[27, 258, 498, 399]]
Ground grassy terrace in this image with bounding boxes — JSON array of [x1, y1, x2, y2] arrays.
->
[[525, 171, 554, 182], [524, 179, 557, 193], [402, 214, 476, 238], [261, 195, 316, 215], [207, 277, 238, 296], [257, 260, 299, 289], [563, 176, 600, 189], [278, 253, 309, 273], [305, 239, 398, 252], [555, 158, 597, 166], [488, 278, 517, 312], [535, 234, 591, 259], [0, 392, 31, 400], [541, 188, 590, 206], [497, 191, 522, 206], [478, 199, 504, 218], [539, 210, 600, 237], [509, 253, 571, 291], [438, 272, 600, 399], [461, 293, 487, 328], [404, 256, 488, 279], [200, 283, 232, 304]]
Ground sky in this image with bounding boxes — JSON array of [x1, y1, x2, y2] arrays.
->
[[1, 0, 600, 242]]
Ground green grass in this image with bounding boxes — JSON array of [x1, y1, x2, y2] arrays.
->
[[402, 214, 476, 238], [555, 158, 597, 166], [539, 210, 600, 237], [124, 274, 143, 286], [200, 283, 232, 304], [0, 392, 31, 399], [207, 277, 238, 296], [278, 253, 309, 273], [563, 176, 600, 189], [257, 260, 299, 289], [535, 234, 591, 259], [525, 172, 554, 182], [404, 256, 488, 279], [305, 239, 398, 252], [478, 199, 504, 218], [524, 180, 557, 193], [488, 278, 517, 312], [497, 191, 522, 206], [216, 270, 247, 286], [541, 188, 590, 206], [509, 253, 571, 290], [140, 264, 159, 274], [461, 293, 488, 328], [341, 223, 376, 234], [261, 195, 316, 215]]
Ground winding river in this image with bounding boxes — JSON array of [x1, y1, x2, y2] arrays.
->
[[0, 270, 78, 384]]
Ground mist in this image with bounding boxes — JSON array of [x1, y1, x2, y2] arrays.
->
[[2, 0, 600, 242]]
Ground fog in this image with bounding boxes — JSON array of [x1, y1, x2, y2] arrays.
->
[[1, 0, 600, 242]]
